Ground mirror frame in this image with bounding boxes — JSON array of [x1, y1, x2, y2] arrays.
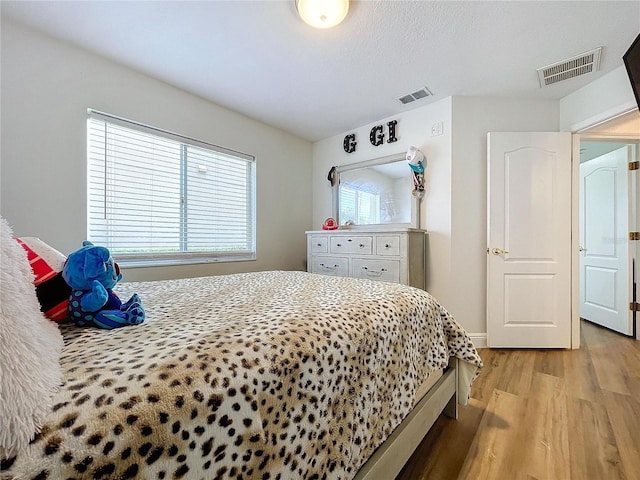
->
[[331, 152, 421, 229]]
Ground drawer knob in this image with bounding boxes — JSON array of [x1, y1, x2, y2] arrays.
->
[[347, 239, 352, 242], [316, 243, 322, 247], [359, 244, 364, 248], [336, 243, 342, 247], [385, 244, 391, 248]]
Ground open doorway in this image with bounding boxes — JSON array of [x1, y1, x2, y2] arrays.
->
[[578, 110, 639, 338]]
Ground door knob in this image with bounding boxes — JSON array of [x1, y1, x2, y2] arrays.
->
[[491, 248, 509, 255], [579, 246, 586, 252]]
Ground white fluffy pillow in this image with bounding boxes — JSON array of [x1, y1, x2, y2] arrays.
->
[[0, 218, 63, 456]]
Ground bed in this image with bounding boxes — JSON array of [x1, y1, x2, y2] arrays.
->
[[1, 265, 482, 480]]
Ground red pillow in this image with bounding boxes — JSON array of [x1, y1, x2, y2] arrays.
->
[[14, 237, 71, 322]]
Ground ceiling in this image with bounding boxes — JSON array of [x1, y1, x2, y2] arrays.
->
[[1, 1, 639, 142]]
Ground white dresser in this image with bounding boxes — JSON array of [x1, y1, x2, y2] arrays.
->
[[306, 228, 427, 289]]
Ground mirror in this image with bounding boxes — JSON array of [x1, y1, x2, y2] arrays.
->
[[331, 152, 420, 228]]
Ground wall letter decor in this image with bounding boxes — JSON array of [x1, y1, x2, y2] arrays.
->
[[369, 125, 384, 146], [343, 134, 357, 153], [387, 120, 398, 143]]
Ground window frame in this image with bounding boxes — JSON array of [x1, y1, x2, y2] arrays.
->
[[87, 109, 257, 268]]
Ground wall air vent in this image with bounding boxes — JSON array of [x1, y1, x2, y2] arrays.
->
[[537, 47, 602, 88], [398, 86, 433, 104]]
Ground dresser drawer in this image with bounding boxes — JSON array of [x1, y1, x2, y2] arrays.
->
[[330, 236, 373, 254], [376, 235, 401, 256], [307, 229, 426, 289], [351, 258, 400, 283], [311, 256, 349, 277], [309, 236, 328, 253]]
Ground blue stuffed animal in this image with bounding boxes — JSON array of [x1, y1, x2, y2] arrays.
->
[[62, 241, 145, 329]]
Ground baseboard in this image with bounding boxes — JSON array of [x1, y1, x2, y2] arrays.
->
[[469, 333, 487, 349]]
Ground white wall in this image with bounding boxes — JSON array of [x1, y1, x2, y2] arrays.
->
[[312, 98, 454, 307], [564, 74, 639, 341], [0, 18, 313, 281], [582, 110, 640, 137], [312, 97, 559, 340], [311, 70, 634, 341], [560, 66, 637, 132], [450, 97, 559, 340], [5, 16, 632, 334]]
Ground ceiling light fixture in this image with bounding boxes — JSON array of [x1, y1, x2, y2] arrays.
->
[[296, 0, 349, 29]]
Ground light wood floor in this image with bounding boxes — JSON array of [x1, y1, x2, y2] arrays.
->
[[396, 320, 640, 480]]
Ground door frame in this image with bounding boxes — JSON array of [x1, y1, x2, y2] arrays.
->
[[571, 134, 580, 348], [571, 108, 640, 346]]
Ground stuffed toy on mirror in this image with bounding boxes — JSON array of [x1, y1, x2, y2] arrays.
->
[[62, 241, 145, 329]]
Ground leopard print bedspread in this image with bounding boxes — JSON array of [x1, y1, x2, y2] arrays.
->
[[2, 271, 482, 480]]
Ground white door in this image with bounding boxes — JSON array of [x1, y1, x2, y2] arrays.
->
[[579, 146, 632, 335], [487, 132, 572, 348]]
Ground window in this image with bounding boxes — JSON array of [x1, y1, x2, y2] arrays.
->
[[87, 110, 255, 266], [338, 184, 380, 225]]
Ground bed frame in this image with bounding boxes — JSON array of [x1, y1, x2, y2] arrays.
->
[[354, 358, 458, 479]]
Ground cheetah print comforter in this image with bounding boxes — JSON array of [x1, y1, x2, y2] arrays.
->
[[1, 271, 482, 480]]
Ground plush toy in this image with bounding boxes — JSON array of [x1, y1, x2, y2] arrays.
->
[[62, 241, 145, 329]]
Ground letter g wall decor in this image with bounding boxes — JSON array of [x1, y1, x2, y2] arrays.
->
[[343, 120, 398, 153]]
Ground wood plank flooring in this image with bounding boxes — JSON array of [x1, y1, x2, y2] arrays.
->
[[396, 320, 640, 480]]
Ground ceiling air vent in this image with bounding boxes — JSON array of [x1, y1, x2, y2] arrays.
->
[[398, 86, 433, 104], [537, 47, 602, 87]]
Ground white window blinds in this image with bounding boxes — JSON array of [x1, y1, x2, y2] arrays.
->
[[87, 110, 256, 266], [339, 185, 380, 225]]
